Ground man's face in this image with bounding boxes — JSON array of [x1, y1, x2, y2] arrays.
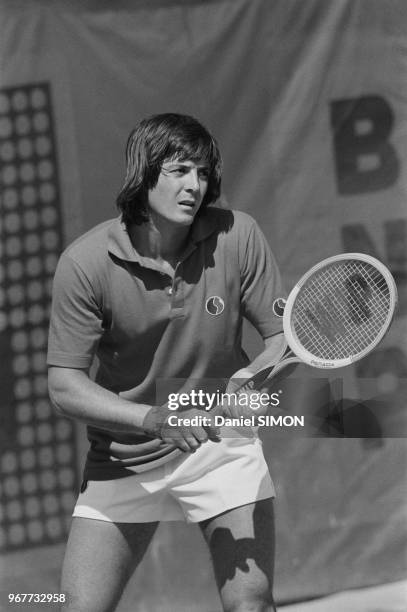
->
[[147, 158, 209, 226]]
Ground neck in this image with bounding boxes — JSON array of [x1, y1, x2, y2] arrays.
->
[[129, 214, 191, 261]]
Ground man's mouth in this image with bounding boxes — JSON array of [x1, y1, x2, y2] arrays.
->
[[178, 200, 195, 208]]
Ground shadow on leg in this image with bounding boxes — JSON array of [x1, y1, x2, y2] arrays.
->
[[200, 498, 276, 612]]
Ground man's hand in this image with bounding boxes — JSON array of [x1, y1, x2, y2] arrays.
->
[[220, 389, 269, 420], [226, 334, 286, 394], [226, 368, 255, 394], [221, 334, 286, 420], [223, 368, 270, 421], [142, 406, 220, 452]]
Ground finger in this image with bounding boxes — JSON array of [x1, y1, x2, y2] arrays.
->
[[201, 414, 219, 433], [162, 435, 192, 453], [182, 433, 202, 452], [204, 424, 221, 440], [193, 428, 209, 444], [226, 368, 254, 393]]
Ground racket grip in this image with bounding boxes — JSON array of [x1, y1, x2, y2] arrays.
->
[[206, 367, 277, 418]]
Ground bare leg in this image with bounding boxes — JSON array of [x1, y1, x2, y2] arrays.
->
[[200, 498, 276, 612], [60, 517, 158, 612]]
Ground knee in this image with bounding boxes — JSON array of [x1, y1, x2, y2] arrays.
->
[[219, 572, 276, 612]]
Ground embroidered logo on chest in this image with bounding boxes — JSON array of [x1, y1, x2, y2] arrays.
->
[[272, 298, 286, 317], [205, 296, 225, 316]]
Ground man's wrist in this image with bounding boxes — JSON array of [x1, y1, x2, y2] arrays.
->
[[141, 405, 169, 438]]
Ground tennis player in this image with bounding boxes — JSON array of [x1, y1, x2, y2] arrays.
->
[[47, 113, 286, 612]]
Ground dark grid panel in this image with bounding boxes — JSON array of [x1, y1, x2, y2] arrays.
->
[[0, 83, 78, 551]]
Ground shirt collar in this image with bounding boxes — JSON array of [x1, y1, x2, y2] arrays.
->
[[107, 210, 218, 263]]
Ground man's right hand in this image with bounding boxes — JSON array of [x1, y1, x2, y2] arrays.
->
[[142, 406, 221, 452]]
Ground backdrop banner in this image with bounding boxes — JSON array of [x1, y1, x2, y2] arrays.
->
[[0, 0, 406, 607]]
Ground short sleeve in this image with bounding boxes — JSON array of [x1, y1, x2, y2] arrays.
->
[[240, 220, 286, 338], [47, 255, 104, 369]]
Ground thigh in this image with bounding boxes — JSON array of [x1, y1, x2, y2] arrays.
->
[[61, 517, 158, 612], [200, 498, 276, 612]]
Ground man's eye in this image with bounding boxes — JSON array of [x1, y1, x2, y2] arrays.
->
[[165, 166, 208, 179]]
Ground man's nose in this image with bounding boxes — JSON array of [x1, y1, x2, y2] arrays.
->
[[185, 168, 200, 191]]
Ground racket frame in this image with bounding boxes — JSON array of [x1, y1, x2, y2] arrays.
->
[[282, 253, 398, 369]]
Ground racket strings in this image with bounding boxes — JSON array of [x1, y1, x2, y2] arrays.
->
[[297, 266, 390, 358], [292, 261, 392, 360]]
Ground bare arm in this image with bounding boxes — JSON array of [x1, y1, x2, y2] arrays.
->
[[226, 332, 286, 391], [48, 366, 152, 433], [246, 332, 286, 374], [48, 366, 220, 451]]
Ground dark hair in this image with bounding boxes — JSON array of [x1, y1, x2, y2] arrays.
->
[[116, 113, 222, 225]]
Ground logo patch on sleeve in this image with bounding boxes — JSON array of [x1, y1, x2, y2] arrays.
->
[[205, 296, 225, 316], [272, 298, 286, 317]]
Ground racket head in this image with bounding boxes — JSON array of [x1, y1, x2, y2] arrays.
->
[[283, 253, 398, 368]]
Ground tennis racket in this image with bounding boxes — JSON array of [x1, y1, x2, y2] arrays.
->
[[143, 252, 397, 468], [233, 252, 397, 395]]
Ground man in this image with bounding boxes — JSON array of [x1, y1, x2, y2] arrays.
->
[[48, 113, 286, 611]]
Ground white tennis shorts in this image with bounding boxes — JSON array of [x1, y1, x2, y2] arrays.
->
[[73, 434, 275, 523]]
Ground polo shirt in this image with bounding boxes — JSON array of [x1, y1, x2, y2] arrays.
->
[[47, 207, 284, 478]]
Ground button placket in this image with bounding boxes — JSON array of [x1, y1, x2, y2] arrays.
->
[[170, 273, 184, 315]]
